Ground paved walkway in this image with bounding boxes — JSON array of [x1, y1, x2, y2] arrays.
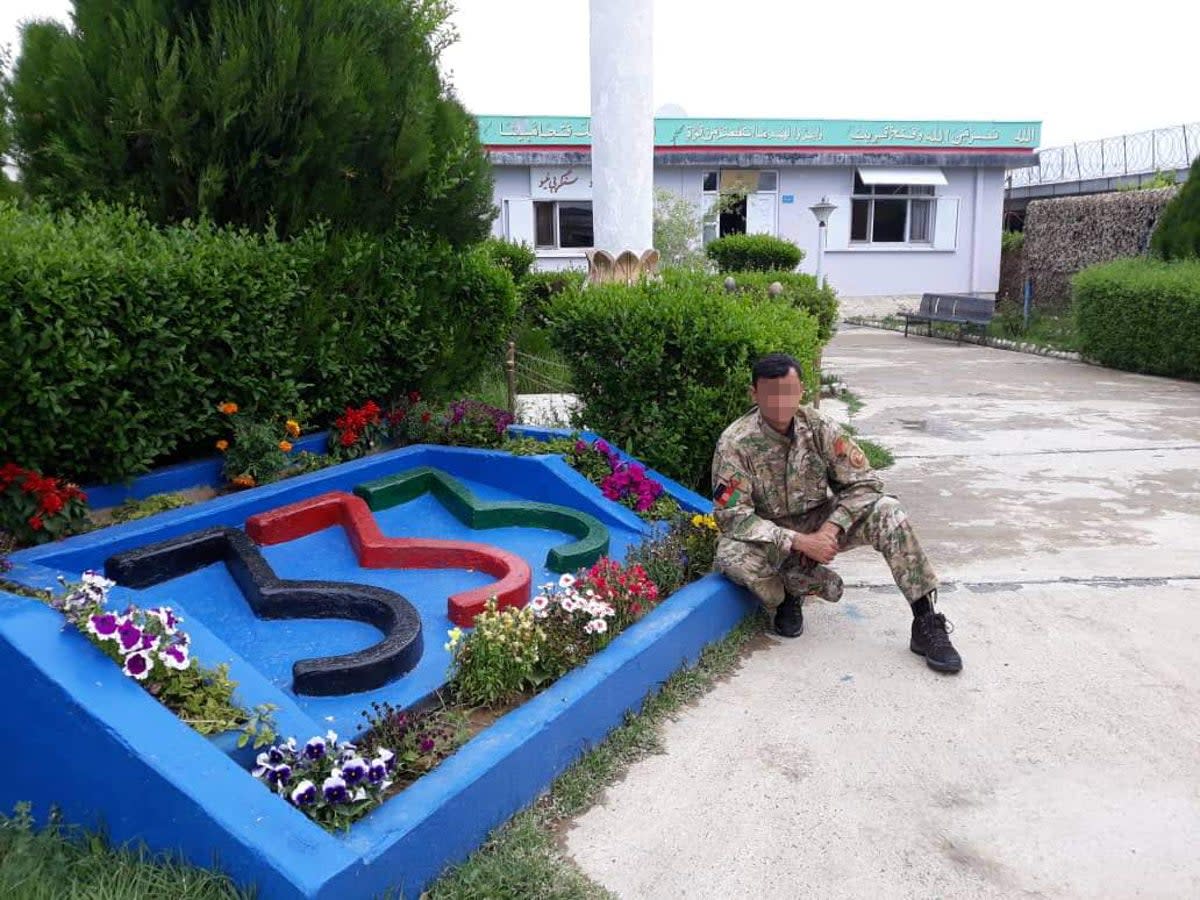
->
[[564, 326, 1200, 898]]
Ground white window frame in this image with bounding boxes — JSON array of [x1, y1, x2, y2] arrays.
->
[[533, 199, 594, 250], [700, 169, 779, 244], [849, 173, 937, 246]]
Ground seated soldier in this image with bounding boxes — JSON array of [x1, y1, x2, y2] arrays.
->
[[711, 352, 962, 673]]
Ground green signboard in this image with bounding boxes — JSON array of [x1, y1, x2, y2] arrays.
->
[[477, 116, 1040, 150]]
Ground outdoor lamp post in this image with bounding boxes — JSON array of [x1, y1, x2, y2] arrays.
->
[[809, 196, 837, 289]]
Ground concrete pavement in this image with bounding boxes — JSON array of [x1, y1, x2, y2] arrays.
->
[[563, 326, 1200, 899]]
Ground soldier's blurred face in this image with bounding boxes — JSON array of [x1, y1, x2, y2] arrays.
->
[[751, 368, 804, 432]]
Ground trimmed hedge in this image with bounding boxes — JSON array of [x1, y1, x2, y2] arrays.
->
[[0, 203, 517, 483], [705, 234, 804, 272], [547, 278, 820, 492], [519, 270, 585, 328], [481, 239, 537, 283], [660, 267, 837, 343], [1073, 258, 1200, 379]]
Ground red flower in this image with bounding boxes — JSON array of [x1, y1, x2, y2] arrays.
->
[[40, 493, 64, 515], [28, 515, 44, 531], [408, 390, 421, 404], [340, 430, 358, 448], [420, 412, 432, 423]]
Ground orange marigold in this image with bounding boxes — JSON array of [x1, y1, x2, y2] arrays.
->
[[285, 420, 301, 438], [232, 474, 256, 488], [279, 440, 294, 453], [218, 402, 239, 415], [215, 439, 229, 452]]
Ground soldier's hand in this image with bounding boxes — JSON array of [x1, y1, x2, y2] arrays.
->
[[792, 530, 838, 564]]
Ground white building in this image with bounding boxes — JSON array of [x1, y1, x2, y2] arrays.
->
[[480, 115, 1041, 311]]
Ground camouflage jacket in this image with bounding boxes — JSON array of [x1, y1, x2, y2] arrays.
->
[[711, 406, 884, 553]]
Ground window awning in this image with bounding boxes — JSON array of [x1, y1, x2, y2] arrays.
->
[[857, 166, 948, 186]]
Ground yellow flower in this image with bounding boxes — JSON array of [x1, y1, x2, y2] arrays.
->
[[285, 419, 301, 438], [279, 440, 294, 453], [215, 439, 229, 452], [218, 402, 239, 415]]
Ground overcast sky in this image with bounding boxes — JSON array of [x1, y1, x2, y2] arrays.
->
[[4, 0, 1195, 150]]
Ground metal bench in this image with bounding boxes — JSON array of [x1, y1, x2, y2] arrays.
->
[[900, 293, 996, 342]]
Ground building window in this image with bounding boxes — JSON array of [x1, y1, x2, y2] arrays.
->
[[533, 200, 593, 249], [850, 173, 935, 244], [701, 169, 778, 243]]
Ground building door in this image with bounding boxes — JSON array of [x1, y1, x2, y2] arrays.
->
[[746, 193, 777, 235]]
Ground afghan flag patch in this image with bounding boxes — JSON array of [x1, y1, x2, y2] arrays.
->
[[713, 472, 747, 509]]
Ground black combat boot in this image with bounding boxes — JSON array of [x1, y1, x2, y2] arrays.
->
[[774, 594, 804, 638], [910, 610, 962, 673]]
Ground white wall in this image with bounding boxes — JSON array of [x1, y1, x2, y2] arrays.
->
[[490, 163, 1010, 295]]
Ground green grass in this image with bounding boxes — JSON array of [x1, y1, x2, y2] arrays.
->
[[985, 310, 1079, 353], [0, 806, 250, 900], [0, 616, 767, 900]]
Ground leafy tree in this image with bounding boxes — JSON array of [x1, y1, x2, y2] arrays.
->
[[1150, 155, 1199, 260], [6, 0, 493, 242]]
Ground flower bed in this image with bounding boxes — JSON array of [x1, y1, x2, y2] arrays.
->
[[0, 439, 747, 898]]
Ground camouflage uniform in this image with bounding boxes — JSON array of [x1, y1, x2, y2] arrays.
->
[[712, 406, 937, 611]]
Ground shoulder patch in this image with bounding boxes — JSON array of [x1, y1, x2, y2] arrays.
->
[[713, 464, 750, 508]]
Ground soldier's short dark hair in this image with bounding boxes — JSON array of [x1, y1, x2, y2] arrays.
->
[[752, 353, 802, 385]]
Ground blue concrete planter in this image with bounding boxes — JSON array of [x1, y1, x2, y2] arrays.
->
[[1, 434, 754, 899]]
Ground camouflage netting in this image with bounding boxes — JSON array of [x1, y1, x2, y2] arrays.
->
[[1019, 187, 1179, 309]]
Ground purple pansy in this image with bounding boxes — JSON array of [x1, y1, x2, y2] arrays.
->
[[322, 773, 348, 803], [368, 759, 388, 784], [341, 757, 368, 785], [376, 748, 396, 772], [122, 649, 154, 681], [268, 763, 292, 786], [304, 736, 327, 760], [290, 780, 317, 806]]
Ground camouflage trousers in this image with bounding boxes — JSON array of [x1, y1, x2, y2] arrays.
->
[[715, 495, 938, 610]]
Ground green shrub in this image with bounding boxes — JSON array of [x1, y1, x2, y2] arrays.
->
[[519, 270, 584, 328], [548, 278, 820, 492], [1150, 155, 1200, 260], [684, 269, 838, 344], [1001, 230, 1025, 253], [705, 234, 804, 272], [0, 202, 517, 483], [1073, 258, 1200, 379], [481, 238, 537, 283], [8, 0, 494, 245], [110, 492, 193, 523]]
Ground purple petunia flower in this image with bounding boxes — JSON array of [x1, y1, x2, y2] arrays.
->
[[290, 780, 317, 806], [145, 606, 181, 634], [122, 650, 154, 681], [341, 757, 368, 785], [419, 737, 436, 754], [304, 737, 327, 760], [159, 643, 190, 670], [594, 439, 611, 456], [117, 620, 143, 653], [87, 613, 120, 641], [323, 773, 348, 803]]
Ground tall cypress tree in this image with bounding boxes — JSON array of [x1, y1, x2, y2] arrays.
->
[[1150, 155, 1200, 260], [6, 0, 494, 243]]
